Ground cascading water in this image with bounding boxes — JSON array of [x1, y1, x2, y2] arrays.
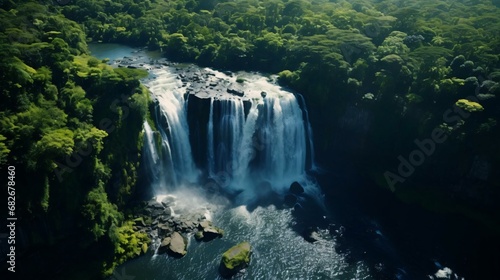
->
[[143, 65, 316, 201], [143, 68, 199, 192], [95, 46, 456, 280], [142, 121, 175, 189], [207, 91, 308, 197], [297, 94, 318, 172]]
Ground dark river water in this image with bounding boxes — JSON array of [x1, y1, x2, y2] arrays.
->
[[88, 43, 494, 280]]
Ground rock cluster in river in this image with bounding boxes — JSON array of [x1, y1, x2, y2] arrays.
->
[[177, 66, 248, 99], [109, 49, 255, 101], [133, 196, 223, 258]]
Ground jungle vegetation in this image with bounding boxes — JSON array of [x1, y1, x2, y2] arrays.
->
[[1, 0, 499, 278], [56, 0, 500, 230], [0, 1, 150, 278]]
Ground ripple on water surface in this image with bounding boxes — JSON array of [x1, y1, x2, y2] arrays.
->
[[117, 205, 371, 280]]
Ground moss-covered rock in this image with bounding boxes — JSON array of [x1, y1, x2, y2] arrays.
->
[[219, 242, 252, 278]]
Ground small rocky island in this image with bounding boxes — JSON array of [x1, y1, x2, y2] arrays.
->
[[133, 195, 223, 258], [219, 242, 252, 278]]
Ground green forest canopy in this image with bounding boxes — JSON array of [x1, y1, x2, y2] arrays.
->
[[1, 0, 499, 277]]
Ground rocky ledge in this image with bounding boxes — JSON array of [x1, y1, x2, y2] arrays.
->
[[133, 195, 224, 257], [195, 220, 224, 242]]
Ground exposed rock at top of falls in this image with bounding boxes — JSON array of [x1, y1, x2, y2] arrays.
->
[[109, 49, 299, 106], [227, 87, 245, 97], [142, 59, 315, 196]]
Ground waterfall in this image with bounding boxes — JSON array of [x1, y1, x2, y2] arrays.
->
[[205, 73, 311, 196], [143, 68, 199, 192], [142, 66, 316, 200], [207, 98, 246, 179], [143, 121, 175, 189], [296, 94, 318, 171]]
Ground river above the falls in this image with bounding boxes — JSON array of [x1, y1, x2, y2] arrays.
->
[[89, 43, 464, 280]]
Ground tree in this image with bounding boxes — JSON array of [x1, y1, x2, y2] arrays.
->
[[33, 128, 74, 160], [0, 134, 10, 165]]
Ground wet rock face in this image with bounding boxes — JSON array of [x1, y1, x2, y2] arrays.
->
[[227, 87, 245, 97], [284, 193, 297, 206], [290, 181, 304, 195], [157, 237, 171, 254], [195, 220, 224, 242], [167, 232, 187, 258], [160, 196, 175, 207], [284, 181, 304, 207], [137, 196, 223, 256]]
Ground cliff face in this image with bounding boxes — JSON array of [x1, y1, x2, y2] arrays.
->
[[303, 81, 500, 234]]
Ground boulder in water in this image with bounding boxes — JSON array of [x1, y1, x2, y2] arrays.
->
[[158, 223, 173, 236], [290, 181, 304, 195], [151, 208, 164, 218], [198, 220, 210, 229], [157, 237, 171, 254], [293, 203, 303, 213], [197, 220, 224, 241], [160, 196, 176, 208], [219, 242, 251, 278], [284, 194, 297, 207], [203, 226, 224, 241], [167, 232, 187, 257], [163, 207, 172, 217], [303, 228, 321, 243], [147, 200, 164, 210]]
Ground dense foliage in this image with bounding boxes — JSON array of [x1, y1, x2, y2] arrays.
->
[[1, 0, 500, 278], [0, 0, 150, 278], [58, 0, 500, 225]]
